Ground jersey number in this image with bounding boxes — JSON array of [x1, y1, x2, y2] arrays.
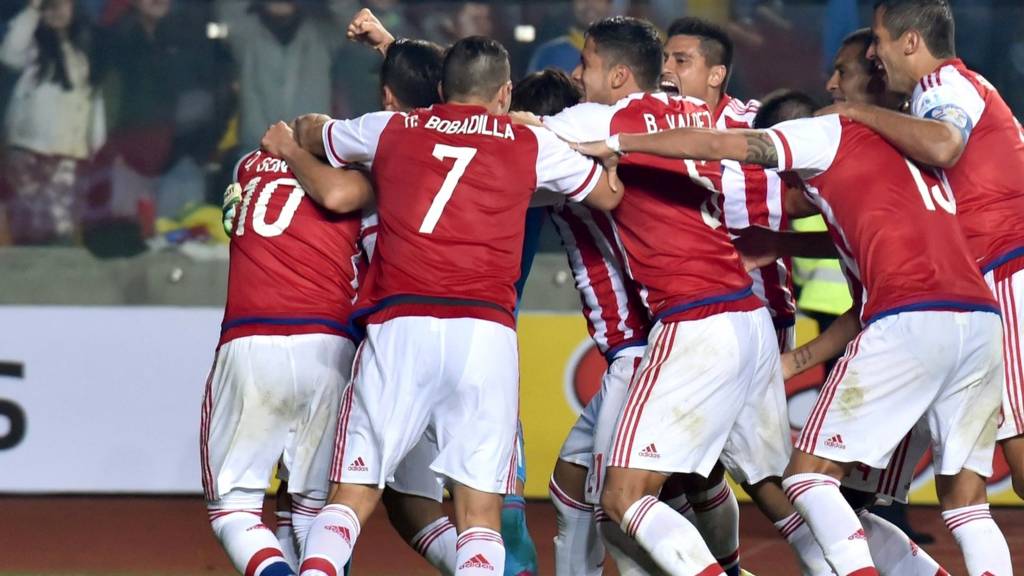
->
[[904, 159, 956, 215], [235, 177, 305, 237], [419, 145, 478, 234]]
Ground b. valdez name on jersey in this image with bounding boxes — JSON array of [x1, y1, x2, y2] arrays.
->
[[321, 103, 603, 329], [220, 150, 362, 346], [765, 116, 997, 324], [544, 93, 762, 324]]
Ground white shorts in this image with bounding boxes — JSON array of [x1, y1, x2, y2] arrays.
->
[[797, 311, 1003, 477], [985, 264, 1024, 441], [839, 419, 931, 505], [388, 434, 445, 502], [200, 334, 355, 501], [559, 351, 644, 468], [331, 316, 520, 495], [607, 309, 791, 485]]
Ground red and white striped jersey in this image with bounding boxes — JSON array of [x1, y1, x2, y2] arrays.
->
[[544, 93, 762, 324], [549, 202, 651, 360], [714, 95, 796, 328], [221, 149, 362, 346], [766, 115, 997, 325], [322, 103, 604, 329], [910, 59, 1024, 274]]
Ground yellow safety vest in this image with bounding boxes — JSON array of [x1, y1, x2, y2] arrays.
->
[[791, 216, 853, 315]]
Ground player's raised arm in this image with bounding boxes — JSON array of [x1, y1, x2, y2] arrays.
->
[[346, 8, 395, 55], [294, 110, 396, 167], [826, 101, 965, 168], [261, 121, 374, 214]]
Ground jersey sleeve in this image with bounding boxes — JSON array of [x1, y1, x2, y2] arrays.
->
[[763, 115, 842, 180], [529, 125, 605, 203], [911, 68, 986, 145], [322, 111, 398, 168], [542, 102, 614, 143]]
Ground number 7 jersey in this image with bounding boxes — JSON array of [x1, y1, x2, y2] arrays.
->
[[322, 103, 604, 329]]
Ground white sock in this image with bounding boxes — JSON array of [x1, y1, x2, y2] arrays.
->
[[783, 474, 876, 576], [291, 493, 326, 556], [622, 495, 723, 575], [549, 476, 603, 576], [858, 509, 948, 575], [410, 516, 457, 575], [661, 492, 698, 523], [941, 504, 1012, 576], [209, 492, 295, 576], [689, 479, 741, 573], [299, 504, 360, 576], [595, 507, 664, 576], [275, 510, 299, 569], [773, 512, 833, 576], [455, 527, 505, 575]]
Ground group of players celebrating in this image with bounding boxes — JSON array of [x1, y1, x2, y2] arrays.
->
[[198, 0, 1024, 575]]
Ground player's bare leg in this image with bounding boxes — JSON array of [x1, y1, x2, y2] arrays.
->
[[934, 470, 1012, 576], [550, 459, 602, 576], [299, 483, 382, 576], [450, 481, 507, 575], [383, 488, 457, 574], [783, 450, 877, 576], [1001, 434, 1024, 499], [601, 466, 725, 575]]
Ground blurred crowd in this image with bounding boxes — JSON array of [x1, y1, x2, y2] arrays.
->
[[0, 0, 1020, 253]]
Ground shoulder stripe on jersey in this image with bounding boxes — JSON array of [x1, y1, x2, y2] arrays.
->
[[919, 77, 928, 93], [568, 162, 600, 199], [770, 129, 793, 170], [935, 72, 943, 86], [325, 120, 346, 166]]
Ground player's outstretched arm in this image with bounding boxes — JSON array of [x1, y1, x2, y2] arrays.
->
[[581, 167, 623, 211], [824, 102, 965, 168], [732, 226, 838, 271], [262, 121, 373, 213], [574, 129, 778, 168], [781, 307, 860, 379], [293, 113, 332, 160]]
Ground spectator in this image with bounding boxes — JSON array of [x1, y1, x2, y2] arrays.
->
[[217, 0, 345, 152], [92, 0, 229, 231], [1, 0, 104, 245], [527, 0, 612, 73]]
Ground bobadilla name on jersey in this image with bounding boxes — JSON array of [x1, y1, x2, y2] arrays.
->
[[409, 113, 517, 140]]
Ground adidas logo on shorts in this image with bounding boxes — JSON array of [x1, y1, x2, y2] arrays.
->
[[348, 457, 369, 472], [458, 554, 494, 571], [325, 524, 352, 544], [848, 528, 866, 541], [639, 443, 660, 459], [824, 434, 846, 450], [246, 523, 269, 532]]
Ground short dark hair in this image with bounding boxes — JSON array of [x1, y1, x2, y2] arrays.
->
[[874, 0, 955, 59], [511, 69, 582, 116], [381, 39, 445, 109], [585, 16, 663, 92], [753, 90, 818, 129], [666, 17, 734, 88], [441, 36, 511, 102], [839, 28, 874, 74]]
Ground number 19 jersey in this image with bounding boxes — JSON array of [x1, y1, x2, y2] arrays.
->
[[765, 115, 998, 325], [322, 103, 604, 329]]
